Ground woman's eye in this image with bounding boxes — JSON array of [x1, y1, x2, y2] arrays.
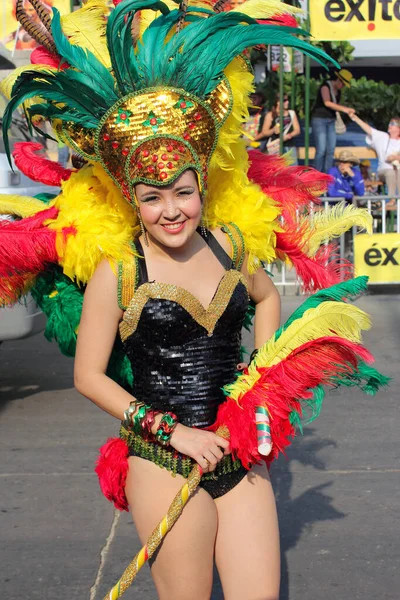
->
[[178, 189, 193, 196], [141, 196, 159, 203]]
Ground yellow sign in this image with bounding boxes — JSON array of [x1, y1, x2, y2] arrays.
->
[[354, 233, 400, 283], [1, 0, 71, 51], [310, 0, 400, 40]]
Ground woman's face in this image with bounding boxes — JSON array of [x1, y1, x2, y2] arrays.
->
[[388, 120, 400, 138], [135, 169, 202, 249]]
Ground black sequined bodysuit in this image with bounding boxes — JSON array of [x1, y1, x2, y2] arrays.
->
[[119, 229, 250, 498]]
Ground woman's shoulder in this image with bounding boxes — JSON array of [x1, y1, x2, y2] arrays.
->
[[210, 226, 232, 255]]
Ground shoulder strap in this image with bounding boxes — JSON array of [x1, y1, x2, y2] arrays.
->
[[117, 245, 140, 310], [219, 222, 246, 270], [203, 229, 233, 271]]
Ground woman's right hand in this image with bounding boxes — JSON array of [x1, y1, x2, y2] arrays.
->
[[170, 424, 230, 473], [345, 107, 356, 117]]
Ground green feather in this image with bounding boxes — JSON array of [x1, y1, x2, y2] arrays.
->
[[51, 8, 116, 101], [289, 384, 326, 433], [27, 103, 98, 128], [331, 360, 391, 395], [106, 0, 170, 95], [138, 13, 338, 95], [34, 193, 57, 204], [31, 268, 133, 388]]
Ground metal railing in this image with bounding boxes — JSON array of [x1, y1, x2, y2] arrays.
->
[[269, 196, 400, 293]]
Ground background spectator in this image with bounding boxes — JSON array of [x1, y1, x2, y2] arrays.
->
[[311, 69, 356, 173], [351, 114, 400, 205], [327, 150, 365, 200], [243, 90, 267, 150], [257, 94, 300, 163]]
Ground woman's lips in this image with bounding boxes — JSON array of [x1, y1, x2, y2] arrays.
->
[[160, 221, 186, 234]]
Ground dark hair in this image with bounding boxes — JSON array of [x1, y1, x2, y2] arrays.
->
[[271, 94, 289, 120]]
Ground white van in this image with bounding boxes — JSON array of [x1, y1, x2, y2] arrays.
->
[[0, 116, 59, 342]]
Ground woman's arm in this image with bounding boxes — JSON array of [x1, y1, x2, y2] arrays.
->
[[284, 111, 301, 142], [255, 111, 275, 140], [74, 259, 135, 420], [350, 114, 372, 137], [242, 258, 281, 348], [321, 86, 355, 116]]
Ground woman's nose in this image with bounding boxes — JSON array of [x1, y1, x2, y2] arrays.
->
[[164, 198, 180, 219]]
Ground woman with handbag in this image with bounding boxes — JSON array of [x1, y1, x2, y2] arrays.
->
[[311, 69, 356, 173], [256, 94, 300, 163]]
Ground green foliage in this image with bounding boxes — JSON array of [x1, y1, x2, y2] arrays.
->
[[312, 40, 355, 65], [342, 77, 400, 131]]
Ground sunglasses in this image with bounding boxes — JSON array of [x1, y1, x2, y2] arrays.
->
[[389, 121, 400, 126]]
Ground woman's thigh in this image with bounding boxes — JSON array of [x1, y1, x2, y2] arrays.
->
[[214, 463, 280, 600], [125, 457, 218, 600]]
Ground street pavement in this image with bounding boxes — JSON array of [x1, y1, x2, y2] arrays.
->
[[1, 291, 399, 600]]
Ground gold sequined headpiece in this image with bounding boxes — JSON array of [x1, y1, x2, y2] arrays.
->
[[4, 0, 333, 207], [61, 83, 231, 203]]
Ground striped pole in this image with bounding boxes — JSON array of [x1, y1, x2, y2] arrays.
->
[[255, 405, 272, 456]]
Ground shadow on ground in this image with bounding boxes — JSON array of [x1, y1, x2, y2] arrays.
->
[[0, 333, 74, 410]]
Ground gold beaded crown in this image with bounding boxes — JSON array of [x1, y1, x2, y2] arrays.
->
[[61, 82, 232, 203]]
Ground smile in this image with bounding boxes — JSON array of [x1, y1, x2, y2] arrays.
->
[[160, 221, 186, 233]]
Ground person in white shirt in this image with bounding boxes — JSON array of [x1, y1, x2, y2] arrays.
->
[[351, 114, 400, 204]]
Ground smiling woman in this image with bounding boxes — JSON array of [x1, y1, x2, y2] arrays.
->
[[135, 170, 202, 245], [0, 1, 386, 599]]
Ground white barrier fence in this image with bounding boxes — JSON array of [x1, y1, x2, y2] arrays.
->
[[269, 196, 400, 294]]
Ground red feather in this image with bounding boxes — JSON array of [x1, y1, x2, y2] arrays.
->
[[12, 142, 73, 187], [276, 231, 354, 292], [247, 149, 331, 220], [30, 46, 63, 68], [214, 337, 372, 468], [258, 15, 298, 28], [0, 206, 59, 282], [95, 437, 130, 511]]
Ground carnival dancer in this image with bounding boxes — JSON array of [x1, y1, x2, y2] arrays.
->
[[0, 1, 387, 599]]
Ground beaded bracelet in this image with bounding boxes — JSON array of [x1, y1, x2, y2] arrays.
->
[[140, 409, 159, 441], [123, 400, 157, 441], [155, 412, 178, 447], [123, 399, 143, 430]]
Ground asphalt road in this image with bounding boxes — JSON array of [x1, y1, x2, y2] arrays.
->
[[1, 291, 399, 600]]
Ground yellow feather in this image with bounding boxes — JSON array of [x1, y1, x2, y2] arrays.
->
[[0, 195, 53, 218], [227, 301, 371, 403], [46, 165, 137, 283], [307, 202, 373, 256], [233, 0, 302, 19], [61, 0, 111, 68], [207, 57, 282, 273]]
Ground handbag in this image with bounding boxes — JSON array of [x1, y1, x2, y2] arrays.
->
[[327, 81, 347, 135], [266, 110, 295, 155], [335, 111, 347, 135]]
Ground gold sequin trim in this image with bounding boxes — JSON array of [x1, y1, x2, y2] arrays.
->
[[119, 269, 248, 341], [118, 256, 138, 311]]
